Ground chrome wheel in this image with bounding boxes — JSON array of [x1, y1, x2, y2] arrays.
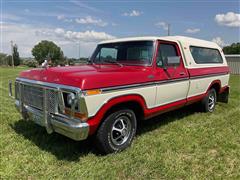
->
[[110, 116, 132, 146], [208, 94, 215, 111]]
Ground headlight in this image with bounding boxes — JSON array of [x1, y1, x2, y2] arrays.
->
[[67, 93, 76, 106]]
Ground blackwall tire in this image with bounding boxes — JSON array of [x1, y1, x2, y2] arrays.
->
[[95, 109, 137, 154], [201, 89, 217, 112]]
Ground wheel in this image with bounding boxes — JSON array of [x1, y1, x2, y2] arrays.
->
[[201, 88, 217, 112], [95, 109, 137, 154]]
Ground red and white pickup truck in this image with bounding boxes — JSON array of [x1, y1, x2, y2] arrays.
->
[[10, 36, 230, 154]]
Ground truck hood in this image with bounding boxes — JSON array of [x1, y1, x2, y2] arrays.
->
[[19, 65, 154, 90]]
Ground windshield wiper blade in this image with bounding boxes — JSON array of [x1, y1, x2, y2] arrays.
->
[[103, 59, 123, 67]]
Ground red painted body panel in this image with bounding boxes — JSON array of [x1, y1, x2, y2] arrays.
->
[[187, 66, 230, 77], [19, 65, 155, 90], [19, 65, 229, 91], [153, 40, 189, 80]]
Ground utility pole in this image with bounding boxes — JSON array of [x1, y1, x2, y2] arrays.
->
[[78, 41, 81, 61], [10, 40, 14, 68], [167, 23, 170, 36]]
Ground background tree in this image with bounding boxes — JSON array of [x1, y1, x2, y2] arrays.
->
[[0, 53, 8, 65], [223, 43, 240, 54], [13, 44, 20, 66], [32, 40, 64, 65], [0, 53, 13, 66]]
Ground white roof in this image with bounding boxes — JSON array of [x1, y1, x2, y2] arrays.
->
[[99, 36, 220, 49]]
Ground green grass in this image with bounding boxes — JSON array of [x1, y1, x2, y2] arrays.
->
[[0, 67, 240, 179]]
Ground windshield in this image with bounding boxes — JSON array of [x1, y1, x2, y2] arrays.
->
[[90, 41, 154, 66]]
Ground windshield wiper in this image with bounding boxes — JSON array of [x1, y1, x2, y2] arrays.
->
[[102, 59, 123, 67]]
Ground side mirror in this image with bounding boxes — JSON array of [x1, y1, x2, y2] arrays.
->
[[167, 56, 181, 66], [162, 56, 180, 70]]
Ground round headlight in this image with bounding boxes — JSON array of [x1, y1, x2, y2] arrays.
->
[[67, 93, 76, 106]]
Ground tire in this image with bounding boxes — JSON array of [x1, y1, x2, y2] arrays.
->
[[95, 109, 137, 154], [201, 88, 217, 112]]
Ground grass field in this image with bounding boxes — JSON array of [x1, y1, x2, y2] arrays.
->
[[0, 67, 240, 179]]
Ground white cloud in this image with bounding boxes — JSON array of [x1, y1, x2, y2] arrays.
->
[[57, 15, 73, 23], [185, 28, 200, 34], [39, 28, 115, 42], [123, 10, 142, 17], [215, 12, 240, 27], [75, 16, 108, 27], [57, 15, 107, 25], [155, 22, 169, 30], [57, 14, 65, 20], [1, 22, 115, 57], [212, 37, 227, 47]]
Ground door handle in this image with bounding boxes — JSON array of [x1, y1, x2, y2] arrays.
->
[[179, 72, 185, 76]]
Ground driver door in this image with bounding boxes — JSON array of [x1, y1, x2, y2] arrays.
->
[[155, 41, 189, 106]]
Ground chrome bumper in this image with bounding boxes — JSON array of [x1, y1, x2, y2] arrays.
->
[[15, 100, 89, 141]]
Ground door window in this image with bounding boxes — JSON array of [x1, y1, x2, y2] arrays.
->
[[157, 43, 180, 67]]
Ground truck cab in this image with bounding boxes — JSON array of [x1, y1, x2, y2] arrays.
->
[[11, 36, 230, 154]]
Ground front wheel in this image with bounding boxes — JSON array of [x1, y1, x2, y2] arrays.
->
[[95, 109, 137, 154], [201, 88, 217, 112]]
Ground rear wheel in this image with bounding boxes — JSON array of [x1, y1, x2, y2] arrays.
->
[[95, 109, 137, 154], [201, 89, 217, 112]]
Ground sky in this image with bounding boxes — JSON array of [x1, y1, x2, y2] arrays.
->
[[1, 0, 240, 58]]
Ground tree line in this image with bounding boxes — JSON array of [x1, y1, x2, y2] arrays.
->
[[1, 40, 239, 67], [223, 43, 240, 55], [0, 44, 20, 66], [0, 40, 88, 67]]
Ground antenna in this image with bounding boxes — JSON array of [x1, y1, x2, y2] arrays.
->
[[78, 41, 81, 60], [167, 23, 170, 36]]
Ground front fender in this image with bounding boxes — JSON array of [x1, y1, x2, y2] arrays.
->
[[86, 94, 147, 135]]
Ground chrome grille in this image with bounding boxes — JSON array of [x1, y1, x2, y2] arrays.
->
[[22, 84, 44, 110], [47, 89, 58, 113], [17, 82, 58, 114]]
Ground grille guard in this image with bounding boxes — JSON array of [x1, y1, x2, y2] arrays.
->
[[9, 78, 89, 140], [15, 100, 89, 140], [14, 78, 88, 118]]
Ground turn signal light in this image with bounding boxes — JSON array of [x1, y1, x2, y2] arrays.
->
[[85, 89, 102, 96], [64, 108, 88, 121]]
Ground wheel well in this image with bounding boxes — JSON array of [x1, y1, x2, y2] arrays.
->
[[210, 83, 221, 95], [102, 101, 144, 122]]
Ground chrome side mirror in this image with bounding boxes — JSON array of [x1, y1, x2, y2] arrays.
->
[[167, 56, 181, 66]]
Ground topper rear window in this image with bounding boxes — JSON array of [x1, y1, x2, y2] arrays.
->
[[190, 46, 223, 64]]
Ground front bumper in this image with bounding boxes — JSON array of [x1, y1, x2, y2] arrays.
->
[[15, 100, 89, 141]]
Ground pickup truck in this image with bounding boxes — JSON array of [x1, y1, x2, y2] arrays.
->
[[10, 36, 230, 154]]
